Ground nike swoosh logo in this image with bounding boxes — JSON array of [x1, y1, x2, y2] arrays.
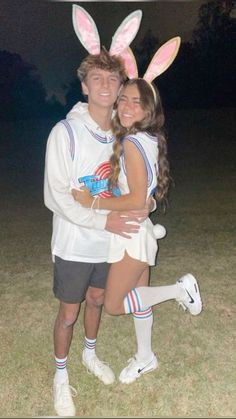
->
[[137, 358, 154, 374], [185, 289, 194, 304]]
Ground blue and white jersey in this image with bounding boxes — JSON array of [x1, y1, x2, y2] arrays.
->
[[119, 132, 158, 198], [107, 131, 159, 266], [44, 102, 116, 263]]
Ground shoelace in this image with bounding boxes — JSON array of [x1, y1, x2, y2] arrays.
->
[[178, 301, 187, 311], [69, 385, 78, 398], [85, 357, 110, 375], [125, 357, 143, 373], [56, 382, 78, 399], [126, 357, 136, 367]]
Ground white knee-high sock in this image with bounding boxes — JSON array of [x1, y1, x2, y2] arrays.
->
[[124, 284, 185, 313], [133, 307, 154, 362]]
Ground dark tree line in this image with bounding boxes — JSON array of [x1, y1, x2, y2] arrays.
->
[[136, 0, 236, 109], [0, 0, 235, 120], [0, 50, 64, 121]]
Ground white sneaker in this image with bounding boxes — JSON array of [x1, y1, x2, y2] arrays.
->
[[53, 378, 77, 417], [82, 351, 115, 385], [153, 223, 166, 240], [176, 273, 202, 316], [119, 354, 158, 384]]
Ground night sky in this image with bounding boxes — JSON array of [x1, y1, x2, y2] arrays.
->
[[0, 0, 208, 103]]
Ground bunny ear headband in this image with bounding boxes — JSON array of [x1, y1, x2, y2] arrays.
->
[[72, 5, 142, 56], [119, 36, 181, 94]]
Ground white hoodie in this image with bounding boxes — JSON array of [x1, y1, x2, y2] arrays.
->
[[44, 102, 115, 262]]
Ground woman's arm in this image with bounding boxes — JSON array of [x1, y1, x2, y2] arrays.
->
[[72, 140, 148, 211]]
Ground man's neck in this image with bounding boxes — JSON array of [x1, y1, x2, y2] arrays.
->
[[88, 105, 113, 131]]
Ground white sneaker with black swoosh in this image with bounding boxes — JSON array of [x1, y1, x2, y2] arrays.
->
[[176, 273, 202, 316], [119, 354, 158, 384]]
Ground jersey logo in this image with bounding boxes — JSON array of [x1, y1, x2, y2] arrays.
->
[[78, 162, 120, 197]]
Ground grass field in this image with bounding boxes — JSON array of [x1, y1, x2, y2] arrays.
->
[[0, 108, 235, 418]]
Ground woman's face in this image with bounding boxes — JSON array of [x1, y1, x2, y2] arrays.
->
[[117, 84, 146, 128]]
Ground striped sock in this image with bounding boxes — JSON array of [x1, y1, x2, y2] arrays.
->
[[133, 307, 153, 320], [54, 356, 68, 383], [124, 284, 180, 313], [133, 307, 154, 361], [83, 337, 96, 360], [124, 288, 142, 314]]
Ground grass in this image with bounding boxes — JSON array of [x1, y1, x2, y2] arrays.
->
[[0, 108, 236, 418]]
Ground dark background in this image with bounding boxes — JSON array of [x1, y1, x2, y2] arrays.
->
[[0, 0, 235, 205]]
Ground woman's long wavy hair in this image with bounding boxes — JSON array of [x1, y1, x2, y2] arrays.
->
[[109, 78, 170, 207]]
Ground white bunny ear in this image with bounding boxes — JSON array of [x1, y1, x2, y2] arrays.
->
[[72, 5, 100, 55], [143, 37, 181, 83], [109, 10, 142, 56], [119, 47, 138, 79]]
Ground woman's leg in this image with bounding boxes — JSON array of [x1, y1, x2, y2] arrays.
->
[[124, 273, 202, 316], [104, 253, 157, 383], [105, 249, 202, 317], [104, 252, 149, 315]]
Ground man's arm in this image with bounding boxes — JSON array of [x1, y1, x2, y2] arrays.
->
[[44, 123, 107, 230], [105, 196, 156, 238], [106, 197, 156, 237]]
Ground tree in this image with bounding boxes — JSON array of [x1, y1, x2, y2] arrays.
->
[[133, 29, 160, 77], [191, 0, 236, 107], [64, 78, 84, 113], [0, 50, 61, 120]]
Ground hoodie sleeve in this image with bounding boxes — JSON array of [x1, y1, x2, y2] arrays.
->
[[43, 122, 107, 230]]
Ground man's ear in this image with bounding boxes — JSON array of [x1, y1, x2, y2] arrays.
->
[[81, 81, 89, 96]]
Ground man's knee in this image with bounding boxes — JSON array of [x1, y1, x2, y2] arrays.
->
[[58, 303, 80, 328], [85, 287, 105, 307]]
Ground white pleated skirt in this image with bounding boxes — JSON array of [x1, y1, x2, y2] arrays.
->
[[107, 218, 158, 266]]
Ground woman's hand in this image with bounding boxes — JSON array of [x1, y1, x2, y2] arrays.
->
[[72, 187, 93, 208]]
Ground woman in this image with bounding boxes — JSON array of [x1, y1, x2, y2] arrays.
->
[[72, 78, 202, 383]]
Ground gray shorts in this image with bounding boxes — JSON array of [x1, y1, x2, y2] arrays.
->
[[53, 256, 110, 304]]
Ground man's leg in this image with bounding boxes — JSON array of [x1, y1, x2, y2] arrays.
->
[[82, 262, 115, 385], [83, 286, 103, 341], [52, 256, 92, 417], [54, 301, 80, 373], [53, 301, 80, 417], [83, 287, 103, 363]]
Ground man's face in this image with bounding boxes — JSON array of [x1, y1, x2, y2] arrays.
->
[[82, 69, 121, 110]]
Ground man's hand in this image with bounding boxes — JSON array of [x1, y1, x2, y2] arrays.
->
[[105, 211, 141, 239], [128, 197, 156, 223]]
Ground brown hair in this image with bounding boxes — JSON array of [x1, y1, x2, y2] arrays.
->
[[77, 49, 127, 83], [109, 78, 170, 207]]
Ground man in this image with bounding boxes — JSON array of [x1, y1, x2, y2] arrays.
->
[[44, 50, 150, 417]]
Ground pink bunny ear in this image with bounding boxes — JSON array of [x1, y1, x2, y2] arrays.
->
[[72, 5, 100, 55], [119, 47, 138, 79], [109, 10, 142, 56], [143, 37, 181, 83]]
